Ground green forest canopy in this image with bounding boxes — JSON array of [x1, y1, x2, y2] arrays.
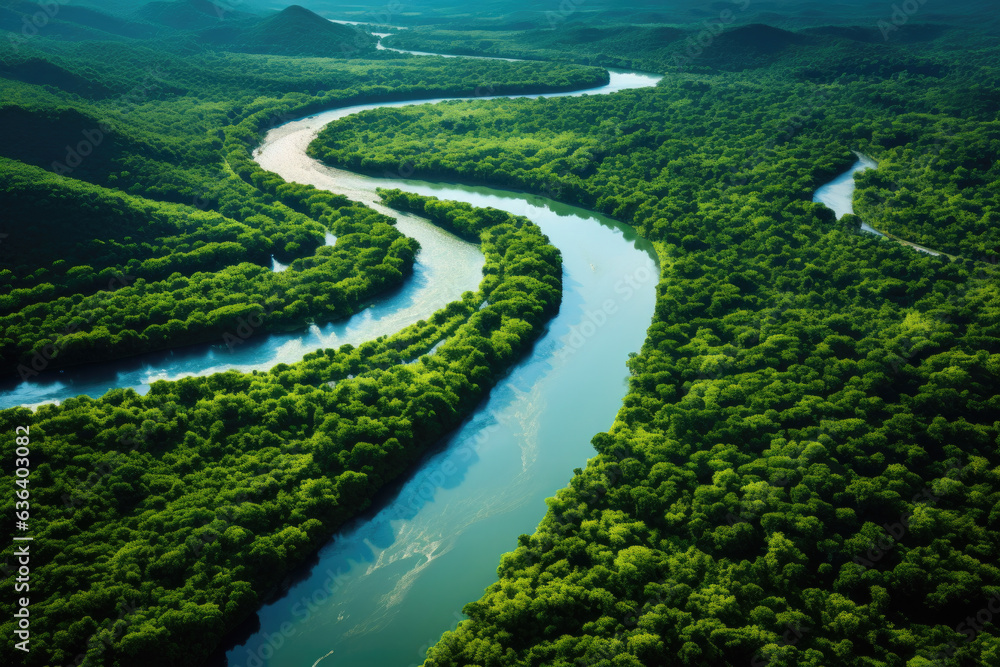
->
[[307, 16, 1000, 667], [1, 1, 999, 666]]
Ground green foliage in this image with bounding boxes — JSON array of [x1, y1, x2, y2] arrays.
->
[[0, 155, 416, 376], [382, 19, 990, 78], [0, 191, 562, 666], [4, 6, 1000, 666], [854, 116, 1000, 260], [307, 24, 1000, 667], [0, 23, 598, 662], [0, 30, 605, 375], [195, 5, 380, 58]]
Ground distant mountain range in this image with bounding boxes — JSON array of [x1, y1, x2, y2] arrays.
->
[[195, 5, 377, 56], [133, 0, 258, 30], [1, 1, 377, 58]]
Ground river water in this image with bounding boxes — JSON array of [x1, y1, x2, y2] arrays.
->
[[0, 37, 663, 667], [220, 65, 661, 667], [812, 153, 883, 234], [1, 25, 929, 667], [2, 33, 925, 667], [0, 41, 662, 667], [812, 153, 942, 256]]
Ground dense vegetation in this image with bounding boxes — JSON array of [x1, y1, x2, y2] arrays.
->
[[0, 190, 563, 665], [0, 9, 605, 376], [285, 0, 1000, 35], [854, 120, 1000, 260], [0, 3, 604, 662], [3, 1, 999, 665], [381, 19, 991, 77], [193, 5, 379, 58], [311, 80, 999, 262], [0, 156, 418, 377], [310, 22, 1000, 667]]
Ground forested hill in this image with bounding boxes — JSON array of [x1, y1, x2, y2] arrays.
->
[[382, 18, 979, 75], [270, 0, 1000, 34], [132, 0, 257, 30], [0, 24, 604, 376], [3, 1, 376, 57], [195, 5, 378, 57]]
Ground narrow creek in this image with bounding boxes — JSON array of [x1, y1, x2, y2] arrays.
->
[[812, 153, 944, 257]]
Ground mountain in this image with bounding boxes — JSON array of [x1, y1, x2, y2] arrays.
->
[[133, 0, 257, 30], [35, 4, 161, 39], [713, 23, 805, 54], [0, 58, 110, 98], [0, 2, 160, 42], [196, 5, 378, 57]]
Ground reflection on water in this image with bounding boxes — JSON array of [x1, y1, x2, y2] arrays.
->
[[223, 176, 658, 667], [219, 62, 661, 667], [813, 154, 941, 256], [3, 43, 662, 667], [812, 153, 882, 234]]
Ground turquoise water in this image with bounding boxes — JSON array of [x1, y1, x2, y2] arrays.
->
[[0, 46, 663, 667], [222, 69, 661, 667]]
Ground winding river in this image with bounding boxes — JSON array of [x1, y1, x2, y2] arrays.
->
[[0, 32, 661, 667], [218, 62, 661, 667], [3, 27, 928, 667]]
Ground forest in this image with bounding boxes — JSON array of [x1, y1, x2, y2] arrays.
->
[[0, 6, 604, 375], [0, 187, 563, 665], [310, 12, 1000, 667], [2, 0, 999, 666], [0, 1, 592, 663]]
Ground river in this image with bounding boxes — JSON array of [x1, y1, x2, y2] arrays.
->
[[0, 38, 662, 667], [233, 89, 952, 665], [812, 153, 943, 256], [1, 28, 931, 667], [0, 21, 937, 667], [218, 58, 661, 666], [0, 32, 663, 667]]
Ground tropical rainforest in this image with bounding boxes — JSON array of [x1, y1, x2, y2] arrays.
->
[[2, 1, 999, 666]]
